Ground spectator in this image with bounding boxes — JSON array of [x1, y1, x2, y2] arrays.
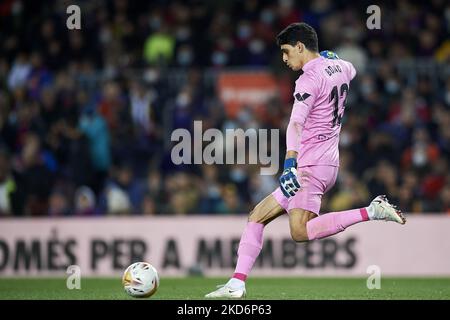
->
[[74, 186, 97, 216], [7, 53, 31, 90], [106, 187, 131, 215], [143, 23, 175, 66], [79, 105, 110, 194], [48, 189, 70, 216], [216, 183, 246, 214], [17, 133, 54, 216], [0, 0, 448, 216], [0, 147, 24, 216], [329, 172, 369, 212]]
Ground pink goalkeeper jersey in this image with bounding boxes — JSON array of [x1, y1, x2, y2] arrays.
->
[[286, 56, 356, 167]]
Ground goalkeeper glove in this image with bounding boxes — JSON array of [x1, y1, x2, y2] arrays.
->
[[279, 158, 301, 198], [320, 50, 340, 59]]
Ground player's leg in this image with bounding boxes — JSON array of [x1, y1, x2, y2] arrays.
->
[[205, 193, 287, 298], [288, 166, 406, 242], [288, 208, 317, 242], [289, 195, 406, 242], [233, 193, 286, 280], [288, 206, 369, 242]]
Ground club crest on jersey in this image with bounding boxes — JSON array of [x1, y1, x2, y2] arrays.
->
[[295, 92, 311, 104]]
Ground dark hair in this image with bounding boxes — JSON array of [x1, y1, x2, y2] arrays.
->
[[276, 22, 319, 52]]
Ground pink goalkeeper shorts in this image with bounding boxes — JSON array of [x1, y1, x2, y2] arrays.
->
[[272, 165, 339, 215]]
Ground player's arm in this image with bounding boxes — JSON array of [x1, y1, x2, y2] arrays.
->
[[286, 149, 298, 159], [279, 74, 318, 198], [279, 120, 303, 198]]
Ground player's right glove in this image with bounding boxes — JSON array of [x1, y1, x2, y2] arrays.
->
[[279, 158, 301, 198], [320, 50, 339, 59]]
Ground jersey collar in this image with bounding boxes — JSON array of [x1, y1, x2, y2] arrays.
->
[[301, 56, 323, 73]]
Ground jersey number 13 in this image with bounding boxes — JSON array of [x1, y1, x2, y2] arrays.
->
[[329, 83, 349, 128]]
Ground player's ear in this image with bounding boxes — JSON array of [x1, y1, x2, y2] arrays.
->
[[296, 41, 304, 53]]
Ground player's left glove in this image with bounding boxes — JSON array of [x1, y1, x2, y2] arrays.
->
[[320, 50, 339, 59], [279, 158, 301, 198]]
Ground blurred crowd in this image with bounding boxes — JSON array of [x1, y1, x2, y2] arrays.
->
[[0, 0, 449, 217]]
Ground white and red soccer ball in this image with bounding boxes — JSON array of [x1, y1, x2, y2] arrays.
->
[[122, 262, 159, 298]]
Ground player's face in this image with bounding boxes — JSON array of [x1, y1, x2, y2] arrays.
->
[[280, 43, 303, 71]]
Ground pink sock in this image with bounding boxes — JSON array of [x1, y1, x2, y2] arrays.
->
[[306, 208, 369, 240], [233, 222, 264, 282]]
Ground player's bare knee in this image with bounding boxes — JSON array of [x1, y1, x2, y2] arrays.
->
[[290, 227, 309, 242]]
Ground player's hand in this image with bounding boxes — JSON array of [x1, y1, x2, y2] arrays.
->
[[279, 158, 301, 198], [320, 50, 339, 59]]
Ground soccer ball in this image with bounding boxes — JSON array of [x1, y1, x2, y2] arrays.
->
[[122, 262, 159, 298]]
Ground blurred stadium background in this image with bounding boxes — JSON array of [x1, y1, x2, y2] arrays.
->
[[0, 0, 450, 299]]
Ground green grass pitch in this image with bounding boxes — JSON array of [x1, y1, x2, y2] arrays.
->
[[0, 277, 449, 300]]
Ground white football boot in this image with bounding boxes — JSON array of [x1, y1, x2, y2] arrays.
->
[[205, 283, 246, 299], [367, 195, 406, 224]]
